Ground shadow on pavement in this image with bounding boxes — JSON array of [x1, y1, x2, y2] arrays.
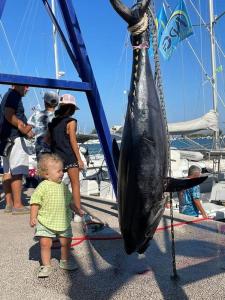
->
[[63, 218, 225, 299]]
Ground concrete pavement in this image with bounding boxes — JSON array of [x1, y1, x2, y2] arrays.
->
[[1, 192, 225, 299]]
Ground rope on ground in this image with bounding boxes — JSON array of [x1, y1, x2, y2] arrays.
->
[[70, 217, 210, 248]]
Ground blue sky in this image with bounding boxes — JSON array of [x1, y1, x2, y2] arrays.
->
[[0, 0, 225, 133]]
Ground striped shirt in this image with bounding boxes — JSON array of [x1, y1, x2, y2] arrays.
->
[[30, 180, 72, 231]]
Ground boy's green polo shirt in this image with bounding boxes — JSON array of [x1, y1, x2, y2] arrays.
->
[[30, 180, 72, 231]]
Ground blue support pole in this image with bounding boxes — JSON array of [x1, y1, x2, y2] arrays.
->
[[56, 0, 118, 195], [0, 73, 91, 91], [0, 0, 6, 19]]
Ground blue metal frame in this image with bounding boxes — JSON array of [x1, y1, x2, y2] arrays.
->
[[0, 0, 118, 195], [42, 0, 81, 75], [51, 0, 118, 195], [0, 73, 91, 91], [0, 0, 6, 18]]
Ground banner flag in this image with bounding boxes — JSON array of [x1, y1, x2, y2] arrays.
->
[[149, 3, 168, 56], [156, 3, 168, 44], [159, 0, 193, 60]]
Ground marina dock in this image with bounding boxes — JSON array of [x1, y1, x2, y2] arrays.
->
[[1, 192, 225, 299]]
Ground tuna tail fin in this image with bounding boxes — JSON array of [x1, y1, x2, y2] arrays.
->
[[112, 138, 120, 172], [164, 176, 208, 192]]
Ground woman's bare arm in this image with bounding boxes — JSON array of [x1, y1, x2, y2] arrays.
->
[[67, 120, 84, 169]]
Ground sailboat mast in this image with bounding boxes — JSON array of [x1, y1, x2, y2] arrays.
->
[[209, 0, 219, 149], [51, 0, 60, 79]]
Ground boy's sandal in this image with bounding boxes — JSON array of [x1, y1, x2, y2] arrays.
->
[[38, 265, 52, 278], [59, 259, 78, 271]]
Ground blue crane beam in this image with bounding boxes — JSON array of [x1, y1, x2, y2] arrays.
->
[[0, 0, 6, 18], [56, 0, 118, 195], [0, 73, 91, 92]]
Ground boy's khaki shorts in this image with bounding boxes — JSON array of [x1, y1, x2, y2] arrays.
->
[[35, 222, 73, 238]]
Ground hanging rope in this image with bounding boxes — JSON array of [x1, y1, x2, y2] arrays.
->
[[148, 2, 178, 280], [128, 13, 149, 36], [147, 4, 171, 175]]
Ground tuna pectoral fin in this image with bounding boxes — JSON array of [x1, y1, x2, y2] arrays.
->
[[112, 138, 120, 171], [165, 176, 208, 192]]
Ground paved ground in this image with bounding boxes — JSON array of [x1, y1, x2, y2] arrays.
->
[[1, 191, 225, 299]]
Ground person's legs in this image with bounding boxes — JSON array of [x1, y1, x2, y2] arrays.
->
[[3, 173, 13, 208], [67, 167, 81, 210], [38, 236, 53, 278], [2, 157, 13, 210], [59, 237, 71, 261], [11, 174, 24, 208], [40, 237, 52, 266], [59, 235, 77, 271], [9, 137, 29, 211]]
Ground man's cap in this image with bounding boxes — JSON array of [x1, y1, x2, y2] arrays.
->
[[59, 94, 79, 110], [44, 91, 59, 106]]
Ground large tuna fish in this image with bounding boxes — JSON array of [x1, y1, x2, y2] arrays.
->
[[110, 0, 207, 255]]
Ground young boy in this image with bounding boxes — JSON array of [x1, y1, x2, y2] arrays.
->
[[178, 165, 208, 218], [28, 91, 59, 159], [30, 153, 77, 278]]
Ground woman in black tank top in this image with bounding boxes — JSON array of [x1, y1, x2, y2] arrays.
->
[[49, 94, 84, 217]]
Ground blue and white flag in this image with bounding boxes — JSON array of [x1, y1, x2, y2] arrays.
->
[[159, 0, 193, 60], [156, 3, 168, 45], [149, 3, 168, 56]]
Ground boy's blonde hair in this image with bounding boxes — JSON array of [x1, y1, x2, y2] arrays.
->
[[38, 153, 63, 177]]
